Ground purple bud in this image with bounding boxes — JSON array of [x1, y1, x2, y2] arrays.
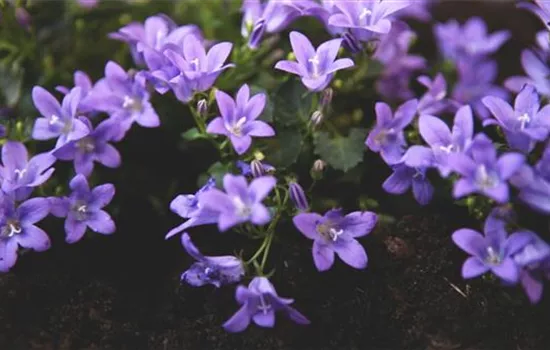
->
[[289, 181, 309, 212], [250, 159, 265, 178], [197, 99, 208, 117], [248, 18, 266, 50], [15, 8, 31, 31], [0, 125, 6, 138], [321, 88, 333, 108], [342, 32, 362, 54], [310, 110, 323, 126], [312, 159, 326, 173]]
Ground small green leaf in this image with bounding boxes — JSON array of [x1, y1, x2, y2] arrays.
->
[[266, 128, 303, 168], [272, 79, 313, 126], [0, 62, 24, 107], [201, 161, 233, 187], [181, 127, 206, 141], [314, 128, 367, 172]]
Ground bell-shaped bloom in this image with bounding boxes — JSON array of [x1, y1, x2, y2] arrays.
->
[[365, 99, 418, 165], [206, 84, 275, 155], [293, 209, 377, 271], [83, 61, 160, 140], [275, 31, 354, 92], [417, 73, 458, 116], [49, 174, 115, 244], [0, 196, 51, 272], [180, 232, 244, 288], [482, 84, 550, 153], [403, 105, 474, 177], [448, 134, 524, 203], [164, 34, 234, 100], [165, 178, 220, 239], [198, 174, 276, 232], [434, 17, 509, 62], [53, 118, 121, 177], [382, 163, 433, 205], [31, 86, 89, 148], [452, 217, 532, 283], [55, 71, 97, 114], [0, 141, 56, 200], [327, 0, 411, 42], [223, 276, 309, 332], [511, 144, 550, 214]]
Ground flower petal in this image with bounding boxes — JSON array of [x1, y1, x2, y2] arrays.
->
[[462, 256, 490, 279], [452, 228, 485, 256], [334, 239, 368, 269], [293, 213, 323, 240], [312, 240, 334, 271], [223, 305, 251, 333], [17, 225, 51, 252], [87, 210, 116, 234]]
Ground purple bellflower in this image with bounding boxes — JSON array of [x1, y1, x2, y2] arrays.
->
[[434, 17, 509, 62], [180, 232, 244, 288], [165, 178, 220, 239], [0, 141, 55, 201], [0, 196, 50, 272], [84, 61, 160, 140], [483, 84, 550, 153], [164, 34, 234, 102], [49, 174, 115, 244], [274, 31, 354, 92], [223, 276, 309, 332], [382, 163, 433, 205], [512, 231, 550, 303], [31, 86, 89, 148], [289, 181, 309, 212], [53, 118, 121, 177], [236, 160, 275, 178], [403, 105, 474, 177], [452, 216, 532, 283], [55, 71, 96, 114], [327, 0, 411, 42], [511, 144, 550, 214], [293, 209, 377, 271], [206, 84, 274, 155], [449, 134, 524, 203], [365, 99, 418, 165], [416, 73, 458, 116], [198, 174, 276, 232]]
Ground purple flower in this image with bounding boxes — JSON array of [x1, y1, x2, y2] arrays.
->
[[198, 174, 276, 232], [84, 61, 160, 140], [0, 196, 50, 272], [365, 99, 418, 165], [327, 0, 411, 42], [180, 232, 244, 287], [512, 231, 550, 303], [223, 276, 309, 332], [55, 71, 95, 113], [452, 217, 532, 283], [448, 134, 524, 203], [49, 174, 115, 244], [164, 34, 234, 101], [293, 209, 377, 271], [53, 118, 121, 177], [511, 144, 550, 213], [274, 31, 354, 92], [206, 84, 274, 155], [31, 86, 89, 148], [483, 84, 550, 153], [236, 160, 275, 178], [417, 73, 458, 116], [403, 105, 474, 177], [434, 17, 509, 62], [289, 181, 309, 212], [518, 0, 550, 30], [382, 163, 433, 205], [0, 141, 55, 201], [165, 178, 220, 239]]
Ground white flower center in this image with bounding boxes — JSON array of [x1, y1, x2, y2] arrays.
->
[[475, 164, 498, 189], [50, 114, 61, 126], [227, 117, 247, 137], [14, 168, 26, 179], [439, 144, 455, 153], [257, 294, 272, 314], [434, 90, 446, 101], [359, 7, 372, 20], [485, 246, 501, 265], [308, 55, 320, 78], [517, 113, 531, 130], [232, 195, 251, 218], [77, 137, 95, 153], [190, 57, 200, 70], [317, 222, 344, 242]]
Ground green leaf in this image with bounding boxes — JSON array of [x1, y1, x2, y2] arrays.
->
[[181, 127, 206, 141], [250, 85, 273, 122], [0, 62, 24, 107], [272, 79, 313, 126], [266, 128, 303, 168], [314, 128, 367, 172], [199, 161, 233, 187]]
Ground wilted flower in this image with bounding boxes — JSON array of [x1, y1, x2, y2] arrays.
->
[[275, 31, 354, 91], [293, 209, 377, 271], [49, 174, 115, 244], [223, 276, 309, 332], [0, 196, 51, 272], [180, 232, 244, 287], [382, 163, 433, 205], [206, 84, 275, 155], [365, 99, 418, 165], [198, 174, 276, 232]]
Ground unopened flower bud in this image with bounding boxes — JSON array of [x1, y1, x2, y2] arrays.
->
[[197, 99, 208, 117], [310, 110, 323, 126], [312, 159, 326, 173], [342, 32, 362, 54], [250, 159, 265, 178], [15, 7, 31, 31], [289, 181, 309, 212], [248, 18, 266, 50], [320, 88, 333, 109]]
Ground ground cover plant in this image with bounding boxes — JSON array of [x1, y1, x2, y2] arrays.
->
[[1, 0, 550, 349]]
